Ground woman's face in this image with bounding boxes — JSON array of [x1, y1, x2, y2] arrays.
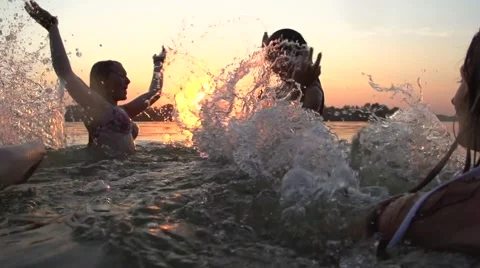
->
[[452, 66, 472, 148], [105, 63, 130, 101]]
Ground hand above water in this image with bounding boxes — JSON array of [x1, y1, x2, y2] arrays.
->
[[24, 0, 58, 31], [153, 46, 167, 67], [261, 32, 269, 47], [292, 47, 322, 87]]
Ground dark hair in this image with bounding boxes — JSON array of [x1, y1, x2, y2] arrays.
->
[[265, 28, 308, 63], [267, 28, 307, 46], [89, 60, 119, 96], [365, 30, 480, 253], [409, 29, 480, 192]]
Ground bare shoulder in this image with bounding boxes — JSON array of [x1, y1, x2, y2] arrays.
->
[[303, 84, 324, 111]]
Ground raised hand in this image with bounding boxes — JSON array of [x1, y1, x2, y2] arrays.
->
[[24, 0, 58, 31], [153, 46, 167, 66], [292, 47, 322, 87], [262, 32, 269, 47]]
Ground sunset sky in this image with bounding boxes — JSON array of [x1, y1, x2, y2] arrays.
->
[[3, 0, 480, 115]]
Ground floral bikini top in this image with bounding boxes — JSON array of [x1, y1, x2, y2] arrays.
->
[[85, 106, 139, 147]]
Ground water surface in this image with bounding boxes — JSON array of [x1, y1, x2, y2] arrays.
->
[[65, 121, 455, 146]]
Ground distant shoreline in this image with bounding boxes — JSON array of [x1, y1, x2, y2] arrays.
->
[[64, 104, 456, 123]]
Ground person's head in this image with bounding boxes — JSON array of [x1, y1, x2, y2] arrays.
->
[[364, 29, 480, 247], [408, 29, 480, 192], [262, 28, 309, 80], [89, 60, 130, 103], [452, 29, 480, 151]]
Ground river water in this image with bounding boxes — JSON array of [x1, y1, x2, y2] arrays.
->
[[0, 3, 471, 266], [65, 121, 455, 146], [1, 120, 468, 268]]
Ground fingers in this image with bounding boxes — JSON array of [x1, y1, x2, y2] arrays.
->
[[262, 32, 269, 47], [308, 47, 314, 63], [24, 1, 40, 16], [24, 1, 33, 12], [313, 52, 322, 68], [30, 0, 39, 8], [313, 52, 322, 75]]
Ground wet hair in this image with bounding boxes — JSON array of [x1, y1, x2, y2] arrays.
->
[[409, 29, 480, 192], [89, 60, 119, 97], [265, 28, 308, 63], [365, 32, 480, 253], [267, 28, 307, 46]]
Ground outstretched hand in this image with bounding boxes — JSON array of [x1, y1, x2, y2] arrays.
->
[[153, 46, 167, 65], [24, 0, 58, 30], [292, 47, 322, 87]]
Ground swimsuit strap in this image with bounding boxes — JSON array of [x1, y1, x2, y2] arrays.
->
[[387, 166, 480, 248]]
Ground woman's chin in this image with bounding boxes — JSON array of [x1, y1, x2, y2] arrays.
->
[[116, 95, 128, 101]]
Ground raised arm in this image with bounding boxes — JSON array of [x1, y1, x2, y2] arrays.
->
[[25, 1, 109, 117], [122, 47, 167, 118]]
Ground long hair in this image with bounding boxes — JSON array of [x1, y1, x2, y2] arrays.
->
[[409, 29, 480, 192], [89, 60, 118, 97], [365, 29, 480, 247]]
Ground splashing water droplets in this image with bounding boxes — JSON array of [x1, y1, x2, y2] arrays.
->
[[171, 24, 369, 237], [351, 76, 464, 194], [0, 3, 66, 148], [75, 48, 82, 57]]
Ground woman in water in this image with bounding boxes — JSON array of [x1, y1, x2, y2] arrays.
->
[[24, 1, 166, 156], [365, 28, 480, 256], [261, 29, 325, 115]]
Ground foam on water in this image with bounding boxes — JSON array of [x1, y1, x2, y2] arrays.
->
[[0, 2, 66, 148]]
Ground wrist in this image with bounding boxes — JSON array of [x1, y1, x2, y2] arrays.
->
[[47, 23, 58, 33], [153, 63, 163, 72], [153, 65, 162, 72], [46, 17, 59, 32]]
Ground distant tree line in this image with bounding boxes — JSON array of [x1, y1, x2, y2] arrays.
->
[[64, 102, 455, 122], [322, 103, 400, 121]]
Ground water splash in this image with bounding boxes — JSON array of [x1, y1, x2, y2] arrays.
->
[[351, 75, 464, 194], [0, 2, 66, 149], [171, 32, 383, 250]]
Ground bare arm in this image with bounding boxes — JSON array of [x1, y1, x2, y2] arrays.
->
[[25, 1, 110, 119], [122, 66, 164, 118], [302, 79, 324, 114], [48, 25, 110, 117]]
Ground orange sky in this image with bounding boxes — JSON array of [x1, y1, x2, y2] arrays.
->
[[4, 0, 480, 115]]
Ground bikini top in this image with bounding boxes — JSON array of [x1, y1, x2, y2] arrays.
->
[[84, 106, 138, 146]]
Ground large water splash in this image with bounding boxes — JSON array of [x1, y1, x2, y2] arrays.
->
[[0, 2, 66, 149], [172, 37, 384, 249], [351, 74, 465, 194], [172, 31, 465, 257]]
